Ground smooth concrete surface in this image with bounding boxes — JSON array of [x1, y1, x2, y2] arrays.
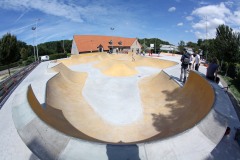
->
[[0, 52, 239, 160], [28, 53, 215, 143]]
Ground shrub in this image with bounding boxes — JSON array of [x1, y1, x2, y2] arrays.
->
[[221, 61, 228, 75], [0, 62, 19, 71], [236, 63, 240, 81], [49, 53, 67, 60], [228, 63, 238, 79]]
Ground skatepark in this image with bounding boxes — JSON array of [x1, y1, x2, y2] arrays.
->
[[1, 52, 240, 159]]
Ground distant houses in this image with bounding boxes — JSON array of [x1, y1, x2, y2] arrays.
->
[[184, 47, 194, 54], [160, 45, 179, 53], [71, 35, 142, 54]]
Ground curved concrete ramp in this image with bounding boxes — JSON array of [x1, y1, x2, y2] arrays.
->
[[28, 63, 215, 144], [27, 85, 105, 143], [57, 53, 177, 77]]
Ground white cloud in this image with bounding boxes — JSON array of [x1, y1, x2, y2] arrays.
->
[[0, 0, 83, 22], [198, 1, 210, 6], [186, 16, 194, 21], [228, 11, 240, 25], [190, 2, 240, 39], [192, 18, 225, 30], [177, 22, 183, 26], [192, 3, 231, 19], [168, 7, 176, 12], [224, 1, 234, 7]]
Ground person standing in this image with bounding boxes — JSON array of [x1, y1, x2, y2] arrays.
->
[[188, 53, 194, 70], [194, 52, 200, 71], [206, 57, 220, 84], [180, 50, 190, 83]]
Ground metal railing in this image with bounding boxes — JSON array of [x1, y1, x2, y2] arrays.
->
[[0, 61, 39, 109]]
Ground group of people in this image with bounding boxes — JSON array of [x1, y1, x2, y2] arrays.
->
[[180, 49, 219, 84], [180, 49, 201, 83]]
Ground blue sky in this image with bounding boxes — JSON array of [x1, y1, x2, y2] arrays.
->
[[0, 0, 240, 46]]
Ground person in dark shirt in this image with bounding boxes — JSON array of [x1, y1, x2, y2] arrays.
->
[[206, 57, 220, 84]]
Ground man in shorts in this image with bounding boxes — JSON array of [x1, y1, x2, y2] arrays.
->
[[180, 50, 190, 83]]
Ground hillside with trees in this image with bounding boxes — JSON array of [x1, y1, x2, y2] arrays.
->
[[0, 34, 72, 73], [138, 38, 170, 52]]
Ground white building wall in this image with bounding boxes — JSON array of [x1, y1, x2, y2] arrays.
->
[[71, 40, 79, 54], [160, 45, 178, 52], [130, 40, 141, 53]]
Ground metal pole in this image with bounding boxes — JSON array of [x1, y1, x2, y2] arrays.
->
[[110, 27, 114, 53], [63, 39, 65, 53], [32, 26, 36, 62], [36, 19, 40, 61], [155, 38, 156, 53], [205, 16, 208, 62]]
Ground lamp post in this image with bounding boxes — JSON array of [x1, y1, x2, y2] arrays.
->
[[32, 19, 40, 61], [205, 16, 208, 62], [155, 38, 156, 54], [62, 38, 65, 53], [110, 27, 114, 53], [31, 26, 36, 62]]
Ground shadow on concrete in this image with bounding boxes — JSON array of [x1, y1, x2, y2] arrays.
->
[[227, 91, 240, 121], [29, 153, 40, 160], [106, 144, 141, 160], [151, 71, 215, 139], [206, 136, 240, 160], [28, 138, 55, 160], [169, 75, 181, 82]]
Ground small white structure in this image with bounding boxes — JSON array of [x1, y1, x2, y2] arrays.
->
[[40, 55, 49, 61], [160, 45, 178, 52], [185, 47, 194, 54]]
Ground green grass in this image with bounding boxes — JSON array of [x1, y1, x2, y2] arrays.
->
[[221, 75, 240, 102]]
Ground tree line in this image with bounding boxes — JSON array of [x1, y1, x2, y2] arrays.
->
[[177, 24, 240, 88], [0, 33, 72, 73]]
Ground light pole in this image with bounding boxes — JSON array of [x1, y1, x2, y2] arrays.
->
[[110, 27, 114, 53], [62, 38, 65, 53], [205, 16, 208, 62], [31, 26, 36, 62], [155, 38, 156, 53], [32, 19, 40, 61]]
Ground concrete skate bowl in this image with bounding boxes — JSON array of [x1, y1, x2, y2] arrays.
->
[[28, 53, 215, 144]]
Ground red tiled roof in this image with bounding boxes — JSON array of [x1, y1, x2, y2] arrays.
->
[[73, 35, 138, 52]]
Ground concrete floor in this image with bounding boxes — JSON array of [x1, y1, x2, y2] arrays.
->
[[0, 53, 240, 160]]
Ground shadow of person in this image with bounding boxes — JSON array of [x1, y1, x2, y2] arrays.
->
[[106, 144, 140, 160]]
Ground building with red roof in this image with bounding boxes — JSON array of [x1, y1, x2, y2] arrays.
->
[[71, 35, 142, 54]]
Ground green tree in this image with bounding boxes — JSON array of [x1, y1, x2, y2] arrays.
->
[[186, 41, 199, 52], [0, 33, 18, 76], [214, 25, 240, 76], [197, 39, 203, 47], [215, 24, 240, 63], [20, 48, 28, 60], [178, 40, 185, 53]]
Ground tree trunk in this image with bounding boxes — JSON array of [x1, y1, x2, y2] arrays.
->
[[220, 59, 223, 71], [225, 65, 229, 76], [7, 64, 11, 77]]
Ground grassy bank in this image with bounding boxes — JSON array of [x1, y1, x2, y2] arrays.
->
[[221, 75, 240, 103]]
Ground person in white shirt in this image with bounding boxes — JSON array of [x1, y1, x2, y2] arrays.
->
[[188, 54, 194, 70], [194, 52, 200, 71]]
